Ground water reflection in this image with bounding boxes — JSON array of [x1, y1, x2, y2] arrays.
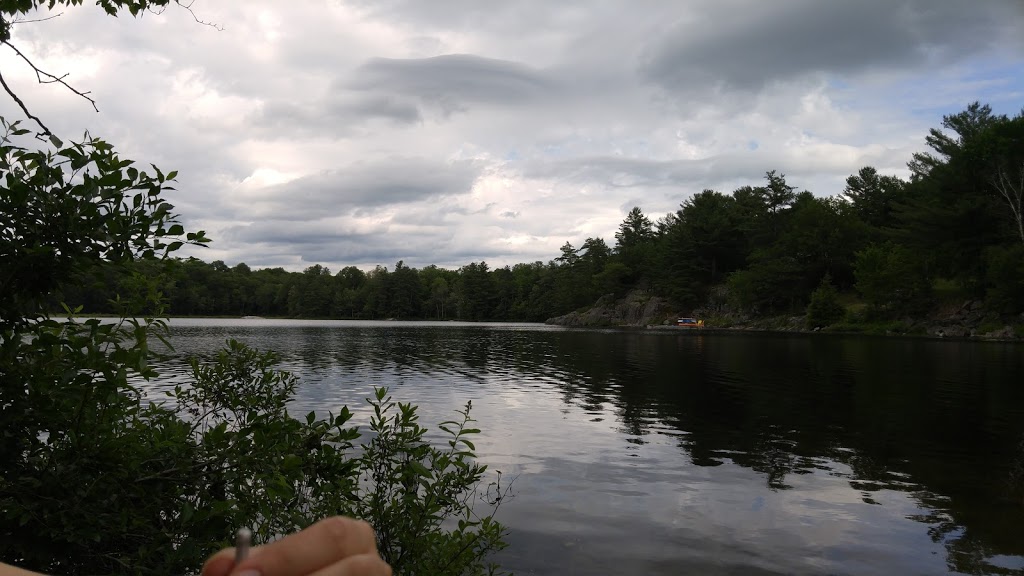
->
[[150, 319, 1024, 575]]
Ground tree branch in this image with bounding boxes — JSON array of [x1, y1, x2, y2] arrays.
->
[[3, 39, 99, 112], [9, 12, 64, 25], [0, 67, 52, 136], [0, 1, 220, 136], [148, 0, 224, 31], [991, 161, 1024, 244]]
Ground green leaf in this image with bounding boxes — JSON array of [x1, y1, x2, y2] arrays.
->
[[408, 461, 431, 478], [49, 134, 63, 148]]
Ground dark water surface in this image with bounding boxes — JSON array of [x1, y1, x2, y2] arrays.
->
[[151, 319, 1024, 575]]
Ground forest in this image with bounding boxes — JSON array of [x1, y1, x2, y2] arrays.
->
[[60, 102, 1024, 325]]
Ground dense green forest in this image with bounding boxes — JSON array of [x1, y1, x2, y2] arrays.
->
[[61, 102, 1024, 324]]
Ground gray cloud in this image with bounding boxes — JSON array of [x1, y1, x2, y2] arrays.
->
[[640, 0, 1023, 95], [228, 157, 481, 221], [217, 218, 505, 270], [2, 0, 1021, 272], [254, 54, 558, 135], [523, 144, 914, 191], [349, 54, 557, 113]]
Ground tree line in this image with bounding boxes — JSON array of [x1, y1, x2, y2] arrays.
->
[[61, 102, 1024, 324]]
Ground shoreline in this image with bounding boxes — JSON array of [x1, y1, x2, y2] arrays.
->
[[59, 313, 1024, 342], [638, 323, 1023, 342]]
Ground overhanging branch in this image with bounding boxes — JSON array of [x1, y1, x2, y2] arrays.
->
[[0, 0, 221, 136], [148, 0, 224, 31], [3, 39, 100, 113], [0, 67, 52, 136]]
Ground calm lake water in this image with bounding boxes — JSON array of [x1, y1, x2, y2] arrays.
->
[[150, 318, 1024, 576]]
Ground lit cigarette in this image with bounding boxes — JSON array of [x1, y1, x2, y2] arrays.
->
[[235, 527, 252, 564]]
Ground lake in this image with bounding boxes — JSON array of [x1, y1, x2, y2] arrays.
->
[[150, 318, 1024, 575]]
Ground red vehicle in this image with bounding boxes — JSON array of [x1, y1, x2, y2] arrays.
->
[[677, 317, 703, 328]]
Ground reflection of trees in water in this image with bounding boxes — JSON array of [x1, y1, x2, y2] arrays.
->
[[488, 330, 1024, 574], [1009, 435, 1024, 505]]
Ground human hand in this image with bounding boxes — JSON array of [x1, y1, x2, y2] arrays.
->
[[201, 517, 392, 576]]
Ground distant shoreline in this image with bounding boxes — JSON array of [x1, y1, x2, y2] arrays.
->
[[640, 323, 1022, 343], [58, 312, 1024, 342]]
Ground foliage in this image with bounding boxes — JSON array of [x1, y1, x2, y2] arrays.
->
[[842, 166, 906, 232], [896, 102, 1023, 294], [47, 102, 1024, 325], [0, 122, 508, 575], [355, 389, 510, 576], [853, 242, 932, 316], [2, 334, 509, 574], [726, 255, 804, 314], [0, 117, 205, 327], [984, 243, 1024, 314], [806, 274, 846, 329], [826, 318, 919, 336]]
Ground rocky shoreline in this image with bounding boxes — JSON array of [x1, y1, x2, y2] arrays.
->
[[545, 291, 1023, 342]]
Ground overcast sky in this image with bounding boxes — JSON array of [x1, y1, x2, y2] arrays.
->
[[3, 0, 1023, 271]]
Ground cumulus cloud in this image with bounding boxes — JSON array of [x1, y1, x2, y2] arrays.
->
[[0, 0, 1021, 271]]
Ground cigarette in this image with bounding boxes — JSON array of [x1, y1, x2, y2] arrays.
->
[[235, 527, 252, 564]]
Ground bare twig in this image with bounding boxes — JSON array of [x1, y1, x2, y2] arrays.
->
[[0, 68, 53, 135], [0, 0, 220, 136], [990, 161, 1024, 244], [179, 0, 225, 31], [3, 40, 99, 112], [148, 0, 224, 31], [10, 12, 64, 25]]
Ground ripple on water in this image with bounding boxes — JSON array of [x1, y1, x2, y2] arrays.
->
[[144, 320, 1024, 576]]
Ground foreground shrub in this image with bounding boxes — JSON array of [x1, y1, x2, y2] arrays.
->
[[0, 120, 508, 575]]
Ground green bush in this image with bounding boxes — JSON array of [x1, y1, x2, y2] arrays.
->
[[984, 244, 1024, 315], [854, 242, 933, 316], [0, 121, 509, 575], [806, 274, 846, 328], [355, 389, 509, 576]]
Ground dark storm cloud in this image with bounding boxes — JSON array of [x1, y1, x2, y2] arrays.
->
[[640, 0, 1023, 94]]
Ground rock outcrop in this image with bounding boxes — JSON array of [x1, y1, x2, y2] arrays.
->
[[924, 300, 1020, 339], [547, 290, 1021, 341], [545, 291, 674, 327]]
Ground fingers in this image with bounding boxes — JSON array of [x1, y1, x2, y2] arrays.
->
[[230, 517, 379, 576], [201, 547, 238, 576], [307, 553, 393, 576]]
